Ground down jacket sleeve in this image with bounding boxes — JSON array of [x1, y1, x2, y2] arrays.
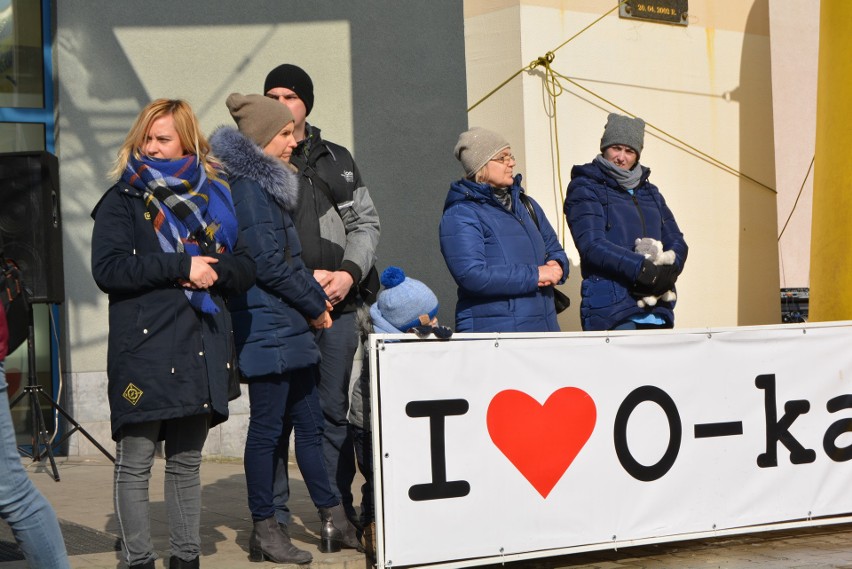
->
[[528, 195, 569, 283], [338, 161, 380, 285], [439, 202, 541, 297], [232, 178, 326, 320], [656, 189, 688, 272], [565, 179, 646, 284]]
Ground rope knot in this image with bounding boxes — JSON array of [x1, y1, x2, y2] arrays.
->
[[529, 51, 556, 70]]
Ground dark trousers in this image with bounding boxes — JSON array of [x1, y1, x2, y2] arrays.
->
[[274, 311, 359, 524], [245, 368, 337, 521]]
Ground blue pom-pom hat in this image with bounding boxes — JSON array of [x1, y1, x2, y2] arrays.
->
[[376, 266, 439, 331]]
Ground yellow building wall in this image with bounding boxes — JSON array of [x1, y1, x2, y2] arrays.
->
[[809, 0, 852, 321], [464, 0, 781, 329]]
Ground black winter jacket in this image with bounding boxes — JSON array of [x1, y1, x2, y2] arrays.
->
[[91, 182, 255, 439], [289, 125, 380, 314]]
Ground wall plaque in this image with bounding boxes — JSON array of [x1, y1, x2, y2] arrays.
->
[[619, 0, 688, 26]]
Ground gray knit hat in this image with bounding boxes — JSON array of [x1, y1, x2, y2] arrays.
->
[[600, 113, 645, 156], [454, 127, 511, 178], [376, 266, 439, 332], [225, 93, 294, 148]]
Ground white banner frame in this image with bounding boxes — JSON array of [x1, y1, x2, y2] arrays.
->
[[370, 322, 852, 569]]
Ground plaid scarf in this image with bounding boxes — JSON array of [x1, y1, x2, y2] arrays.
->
[[122, 154, 238, 314]]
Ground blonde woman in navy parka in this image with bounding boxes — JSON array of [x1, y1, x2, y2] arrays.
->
[[440, 128, 569, 332], [91, 99, 255, 569]]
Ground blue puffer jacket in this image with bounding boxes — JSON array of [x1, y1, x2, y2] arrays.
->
[[439, 175, 569, 332], [210, 127, 327, 378], [564, 160, 688, 331]]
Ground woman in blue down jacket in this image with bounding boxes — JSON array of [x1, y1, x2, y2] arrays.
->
[[440, 128, 569, 332], [91, 99, 255, 569], [210, 93, 359, 565], [564, 113, 688, 331]]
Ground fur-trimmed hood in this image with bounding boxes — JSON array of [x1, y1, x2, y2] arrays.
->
[[209, 126, 300, 212]]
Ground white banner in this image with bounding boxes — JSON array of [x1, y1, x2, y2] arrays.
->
[[372, 323, 852, 568]]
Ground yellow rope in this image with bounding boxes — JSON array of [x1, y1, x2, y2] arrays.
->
[[466, 0, 779, 204], [467, 68, 527, 114], [468, 2, 626, 113], [777, 156, 814, 241], [549, 1, 628, 55], [537, 52, 567, 244], [553, 70, 776, 193]]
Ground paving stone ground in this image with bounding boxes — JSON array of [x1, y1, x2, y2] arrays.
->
[[3, 457, 852, 569]]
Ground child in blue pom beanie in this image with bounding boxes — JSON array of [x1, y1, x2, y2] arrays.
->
[[370, 266, 440, 332], [348, 267, 450, 556]]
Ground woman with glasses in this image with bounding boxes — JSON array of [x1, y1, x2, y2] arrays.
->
[[439, 128, 569, 332]]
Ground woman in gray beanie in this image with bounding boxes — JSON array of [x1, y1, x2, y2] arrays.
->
[[564, 113, 688, 331], [209, 94, 360, 564], [439, 127, 569, 332]]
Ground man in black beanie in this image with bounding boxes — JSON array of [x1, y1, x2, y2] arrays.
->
[[264, 63, 380, 535]]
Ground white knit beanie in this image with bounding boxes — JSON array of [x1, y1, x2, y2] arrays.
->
[[454, 127, 511, 178]]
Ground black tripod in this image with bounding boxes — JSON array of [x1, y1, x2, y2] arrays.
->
[[8, 300, 114, 481]]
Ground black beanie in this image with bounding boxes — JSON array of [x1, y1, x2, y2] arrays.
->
[[263, 64, 314, 116]]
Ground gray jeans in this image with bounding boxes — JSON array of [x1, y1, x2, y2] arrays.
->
[[114, 414, 209, 566]]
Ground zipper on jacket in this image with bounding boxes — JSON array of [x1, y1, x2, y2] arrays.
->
[[632, 194, 647, 235]]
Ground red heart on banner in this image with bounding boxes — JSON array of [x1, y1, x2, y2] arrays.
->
[[487, 387, 596, 498]]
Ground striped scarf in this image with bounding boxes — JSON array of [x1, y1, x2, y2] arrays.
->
[[122, 154, 238, 314]]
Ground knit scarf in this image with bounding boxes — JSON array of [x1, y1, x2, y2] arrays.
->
[[121, 154, 238, 314], [594, 154, 643, 190], [491, 186, 513, 211]]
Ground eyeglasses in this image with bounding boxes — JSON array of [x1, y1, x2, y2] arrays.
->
[[407, 325, 453, 340], [490, 154, 515, 165]]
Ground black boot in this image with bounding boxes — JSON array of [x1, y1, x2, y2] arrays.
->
[[129, 561, 155, 569], [249, 517, 312, 564], [362, 521, 376, 560], [318, 504, 363, 553], [168, 556, 199, 569]]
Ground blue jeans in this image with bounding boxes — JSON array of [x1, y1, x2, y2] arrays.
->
[[0, 362, 70, 568], [245, 368, 337, 521], [274, 311, 359, 524], [114, 414, 209, 566]]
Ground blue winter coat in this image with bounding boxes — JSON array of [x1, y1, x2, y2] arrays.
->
[[439, 175, 569, 332], [210, 127, 327, 378], [564, 160, 688, 331]]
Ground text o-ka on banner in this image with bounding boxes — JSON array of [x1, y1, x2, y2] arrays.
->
[[371, 323, 852, 568]]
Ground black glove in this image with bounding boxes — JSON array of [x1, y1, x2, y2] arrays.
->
[[651, 264, 678, 296], [633, 260, 678, 297]]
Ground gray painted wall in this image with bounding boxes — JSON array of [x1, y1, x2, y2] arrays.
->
[[55, 1, 467, 454]]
